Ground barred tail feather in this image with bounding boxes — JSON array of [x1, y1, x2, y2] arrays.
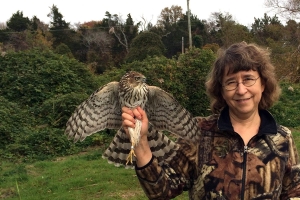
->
[[102, 125, 179, 169], [102, 128, 133, 169]]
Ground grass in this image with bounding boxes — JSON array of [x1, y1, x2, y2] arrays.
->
[[0, 147, 189, 200], [0, 127, 300, 200], [1, 129, 300, 200], [2, 128, 300, 200]]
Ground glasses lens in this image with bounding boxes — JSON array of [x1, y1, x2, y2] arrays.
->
[[224, 77, 259, 91], [225, 82, 237, 90], [243, 79, 255, 87]]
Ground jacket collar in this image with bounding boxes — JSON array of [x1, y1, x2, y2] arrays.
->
[[217, 106, 278, 135]]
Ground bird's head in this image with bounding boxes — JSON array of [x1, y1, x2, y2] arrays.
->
[[120, 71, 146, 89]]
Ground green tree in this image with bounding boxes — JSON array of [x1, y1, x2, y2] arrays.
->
[[157, 5, 184, 27], [125, 31, 166, 63], [48, 5, 71, 47], [177, 14, 208, 48], [152, 5, 185, 57], [207, 12, 252, 47], [284, 20, 300, 46], [251, 13, 283, 45], [48, 5, 86, 62], [6, 11, 31, 32], [152, 6, 208, 57], [55, 43, 74, 58]]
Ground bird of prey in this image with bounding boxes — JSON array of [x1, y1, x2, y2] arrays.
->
[[65, 71, 200, 167]]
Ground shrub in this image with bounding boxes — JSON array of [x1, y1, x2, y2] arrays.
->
[[125, 32, 166, 63]]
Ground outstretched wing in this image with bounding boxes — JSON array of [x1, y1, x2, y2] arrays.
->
[[65, 81, 122, 142], [145, 86, 200, 140]]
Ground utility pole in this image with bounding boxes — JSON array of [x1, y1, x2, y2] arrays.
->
[[187, 0, 192, 48]]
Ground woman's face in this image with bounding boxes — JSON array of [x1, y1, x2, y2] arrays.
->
[[221, 69, 265, 118]]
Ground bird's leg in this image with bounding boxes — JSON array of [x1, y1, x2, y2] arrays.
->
[[126, 140, 136, 165], [125, 119, 142, 165]]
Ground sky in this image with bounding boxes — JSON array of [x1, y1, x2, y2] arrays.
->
[[1, 0, 276, 27]]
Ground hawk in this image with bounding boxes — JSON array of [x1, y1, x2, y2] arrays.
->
[[65, 71, 200, 168]]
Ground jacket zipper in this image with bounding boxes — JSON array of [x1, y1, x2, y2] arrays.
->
[[241, 145, 249, 200]]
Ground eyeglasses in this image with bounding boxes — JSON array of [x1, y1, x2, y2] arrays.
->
[[222, 77, 260, 91]]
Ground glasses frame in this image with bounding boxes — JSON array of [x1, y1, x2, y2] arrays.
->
[[222, 77, 260, 91]]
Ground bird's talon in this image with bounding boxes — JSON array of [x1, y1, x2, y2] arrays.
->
[[126, 148, 136, 165]]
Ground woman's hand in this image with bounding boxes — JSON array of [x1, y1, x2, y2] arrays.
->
[[122, 106, 152, 167], [122, 106, 149, 139]]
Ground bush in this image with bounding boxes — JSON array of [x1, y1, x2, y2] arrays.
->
[[125, 32, 166, 63], [269, 82, 300, 128], [122, 47, 215, 116], [0, 49, 99, 161]]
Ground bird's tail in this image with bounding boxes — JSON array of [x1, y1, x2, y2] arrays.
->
[[102, 124, 179, 169]]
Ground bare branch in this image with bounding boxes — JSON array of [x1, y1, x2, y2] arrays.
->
[[140, 15, 153, 31], [265, 0, 300, 19], [82, 29, 113, 53], [110, 25, 128, 53], [107, 14, 129, 53]]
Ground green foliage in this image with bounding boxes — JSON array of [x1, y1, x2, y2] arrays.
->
[[86, 51, 114, 74], [48, 5, 71, 47], [0, 49, 99, 161], [122, 47, 215, 116], [54, 43, 74, 58], [0, 49, 97, 107], [125, 31, 166, 63], [269, 82, 300, 128], [6, 11, 31, 32], [176, 48, 215, 116], [1, 43, 299, 165], [0, 97, 33, 150]]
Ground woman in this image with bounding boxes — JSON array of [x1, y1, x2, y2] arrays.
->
[[122, 42, 300, 199]]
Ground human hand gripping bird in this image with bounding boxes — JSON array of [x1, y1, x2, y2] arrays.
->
[[64, 71, 200, 167]]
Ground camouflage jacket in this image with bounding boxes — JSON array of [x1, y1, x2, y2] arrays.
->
[[135, 107, 300, 200]]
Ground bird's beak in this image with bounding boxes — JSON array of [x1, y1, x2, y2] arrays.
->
[[142, 77, 146, 83]]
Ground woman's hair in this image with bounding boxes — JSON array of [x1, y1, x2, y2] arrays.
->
[[205, 41, 281, 113]]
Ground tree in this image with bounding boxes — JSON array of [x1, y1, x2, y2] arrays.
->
[[47, 5, 71, 47], [140, 16, 154, 31], [105, 12, 140, 66], [0, 22, 6, 30], [106, 12, 140, 53], [125, 31, 166, 63], [6, 11, 31, 32], [1, 13, 52, 51], [265, 0, 300, 20], [251, 13, 283, 45], [205, 12, 252, 47], [177, 13, 208, 48], [151, 6, 186, 57], [157, 5, 184, 28], [284, 19, 300, 46], [47, 5, 86, 62]]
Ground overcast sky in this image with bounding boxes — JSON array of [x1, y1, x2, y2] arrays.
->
[[1, 0, 276, 27]]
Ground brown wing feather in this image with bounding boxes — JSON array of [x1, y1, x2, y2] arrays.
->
[[65, 81, 122, 142], [145, 85, 200, 140]]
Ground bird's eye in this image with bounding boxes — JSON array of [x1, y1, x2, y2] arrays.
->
[[135, 77, 140, 81]]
